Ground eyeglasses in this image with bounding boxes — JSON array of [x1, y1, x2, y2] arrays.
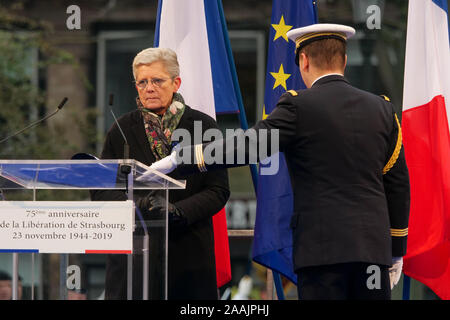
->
[[134, 77, 171, 89]]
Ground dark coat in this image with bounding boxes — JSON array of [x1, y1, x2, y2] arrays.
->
[[180, 75, 410, 271], [268, 75, 410, 270], [91, 105, 230, 299]]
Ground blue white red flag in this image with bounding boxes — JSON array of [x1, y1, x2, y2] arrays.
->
[[155, 0, 240, 117], [402, 0, 450, 299], [154, 0, 244, 287]]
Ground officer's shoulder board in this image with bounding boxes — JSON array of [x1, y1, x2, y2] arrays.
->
[[381, 94, 402, 175], [380, 94, 390, 102]]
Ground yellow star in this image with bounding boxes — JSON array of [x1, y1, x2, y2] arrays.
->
[[262, 105, 269, 120], [271, 15, 293, 42], [270, 64, 291, 90]]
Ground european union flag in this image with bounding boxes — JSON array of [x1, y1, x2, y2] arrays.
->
[[252, 0, 318, 284]]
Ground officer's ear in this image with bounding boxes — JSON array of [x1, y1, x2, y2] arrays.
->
[[299, 52, 309, 72]]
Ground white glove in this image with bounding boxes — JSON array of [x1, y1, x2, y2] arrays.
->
[[136, 151, 178, 182], [232, 275, 253, 300], [389, 256, 403, 289], [150, 150, 178, 174]]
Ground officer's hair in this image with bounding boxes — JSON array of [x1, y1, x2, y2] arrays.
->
[[132, 47, 180, 80], [299, 38, 346, 71]]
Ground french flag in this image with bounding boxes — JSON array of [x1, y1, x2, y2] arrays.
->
[[402, 0, 450, 299], [154, 0, 241, 288], [154, 0, 240, 118]]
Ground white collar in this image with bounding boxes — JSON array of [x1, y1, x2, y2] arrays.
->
[[311, 73, 344, 87]]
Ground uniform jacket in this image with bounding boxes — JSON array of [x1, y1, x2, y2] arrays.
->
[[91, 105, 230, 299], [179, 75, 410, 271]]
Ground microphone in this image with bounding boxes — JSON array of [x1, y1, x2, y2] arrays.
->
[[108, 94, 131, 189], [0, 97, 68, 144], [108, 94, 130, 159]]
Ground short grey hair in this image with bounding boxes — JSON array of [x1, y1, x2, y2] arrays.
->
[[132, 47, 180, 80]]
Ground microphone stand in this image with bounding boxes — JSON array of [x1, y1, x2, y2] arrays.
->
[[108, 96, 131, 193], [109, 94, 149, 300], [0, 97, 68, 144]]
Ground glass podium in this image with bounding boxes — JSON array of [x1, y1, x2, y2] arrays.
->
[[0, 159, 186, 300]]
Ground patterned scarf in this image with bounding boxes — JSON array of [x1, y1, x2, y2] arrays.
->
[[137, 92, 186, 160]]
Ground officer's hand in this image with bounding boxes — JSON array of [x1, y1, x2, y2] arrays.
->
[[136, 150, 178, 183], [389, 257, 403, 289], [150, 150, 178, 174]]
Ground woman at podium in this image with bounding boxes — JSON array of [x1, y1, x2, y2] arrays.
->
[[91, 47, 230, 300]]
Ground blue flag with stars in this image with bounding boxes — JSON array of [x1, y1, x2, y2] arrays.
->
[[252, 0, 318, 284]]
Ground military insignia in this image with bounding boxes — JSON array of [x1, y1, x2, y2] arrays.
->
[[195, 144, 207, 172], [390, 228, 408, 237], [287, 90, 298, 96], [383, 113, 402, 175]]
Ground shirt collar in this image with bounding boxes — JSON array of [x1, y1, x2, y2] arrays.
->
[[311, 73, 344, 87]]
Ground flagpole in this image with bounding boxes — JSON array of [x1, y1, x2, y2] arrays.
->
[[402, 275, 411, 300], [312, 0, 318, 23], [153, 0, 163, 47]]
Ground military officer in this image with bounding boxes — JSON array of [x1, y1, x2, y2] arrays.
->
[[142, 24, 410, 300]]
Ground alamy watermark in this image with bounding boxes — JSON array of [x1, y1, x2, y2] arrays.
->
[[366, 265, 381, 290], [366, 5, 381, 30], [66, 264, 81, 290], [66, 5, 81, 30]]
